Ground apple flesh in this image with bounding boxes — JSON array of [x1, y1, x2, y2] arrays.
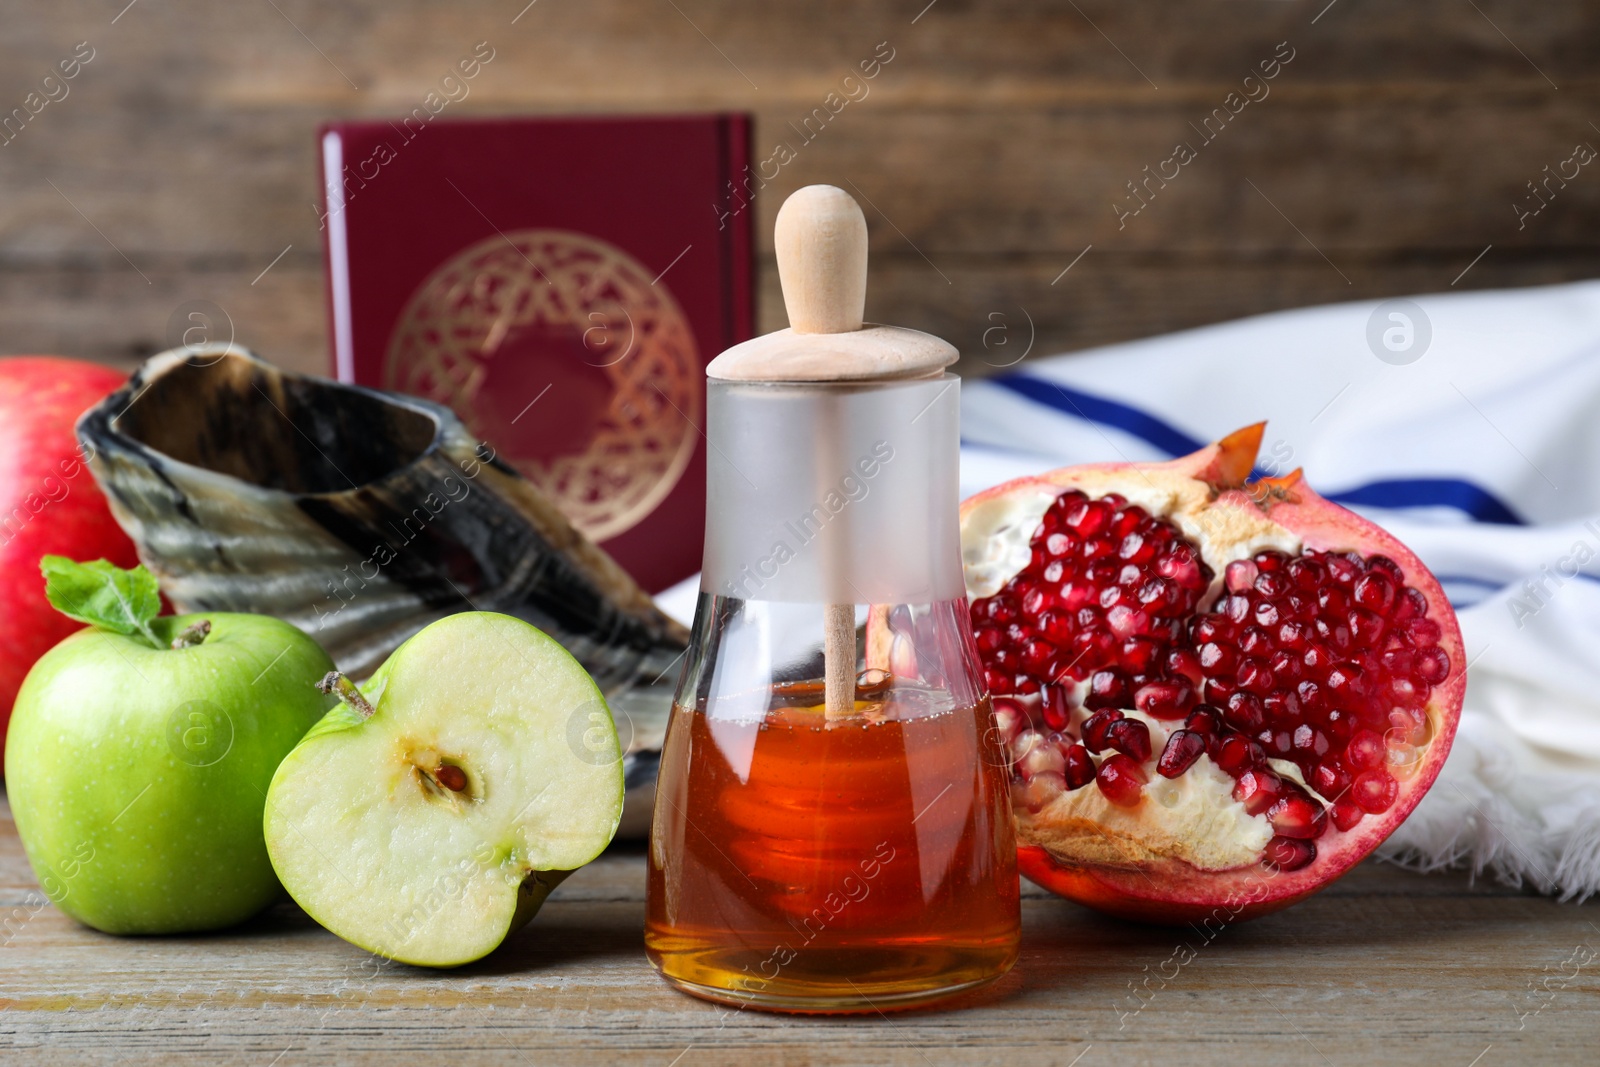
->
[[0, 357, 139, 762], [4, 612, 335, 934], [264, 611, 625, 968]]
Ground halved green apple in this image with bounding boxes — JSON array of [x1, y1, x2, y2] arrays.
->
[[263, 611, 624, 967]]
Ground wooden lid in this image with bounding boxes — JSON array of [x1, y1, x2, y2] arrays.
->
[[706, 185, 957, 382]]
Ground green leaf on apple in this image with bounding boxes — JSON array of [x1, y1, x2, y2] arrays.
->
[[40, 555, 163, 649]]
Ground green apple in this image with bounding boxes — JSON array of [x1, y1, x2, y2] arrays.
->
[[5, 558, 335, 934], [263, 611, 624, 968]]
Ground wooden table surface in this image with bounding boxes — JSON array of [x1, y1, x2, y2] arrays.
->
[[3, 794, 1596, 1066]]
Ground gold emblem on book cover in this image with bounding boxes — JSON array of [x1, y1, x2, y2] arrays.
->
[[386, 230, 701, 542]]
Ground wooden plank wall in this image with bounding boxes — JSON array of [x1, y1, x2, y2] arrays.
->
[[1, 0, 1597, 378]]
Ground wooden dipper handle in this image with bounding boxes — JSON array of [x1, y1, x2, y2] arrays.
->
[[776, 185, 868, 335], [775, 185, 870, 720]]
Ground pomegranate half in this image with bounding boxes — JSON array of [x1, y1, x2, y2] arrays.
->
[[957, 425, 1464, 922]]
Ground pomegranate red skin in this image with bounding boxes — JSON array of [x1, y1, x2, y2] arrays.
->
[[963, 426, 1466, 924], [0, 358, 139, 765]]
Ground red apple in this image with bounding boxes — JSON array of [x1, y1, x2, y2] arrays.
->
[[0, 357, 139, 764]]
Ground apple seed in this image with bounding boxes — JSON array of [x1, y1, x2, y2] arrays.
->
[[435, 764, 468, 792]]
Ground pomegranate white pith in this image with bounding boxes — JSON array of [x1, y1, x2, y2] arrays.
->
[[958, 426, 1464, 922]]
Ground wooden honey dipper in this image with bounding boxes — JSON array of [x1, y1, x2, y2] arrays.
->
[[708, 185, 957, 719]]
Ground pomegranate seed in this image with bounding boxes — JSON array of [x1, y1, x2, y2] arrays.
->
[[1351, 769, 1398, 813], [1023, 772, 1066, 813], [1352, 573, 1395, 612], [1263, 836, 1316, 872], [1287, 557, 1325, 589], [1096, 753, 1146, 807], [1368, 555, 1404, 583], [1330, 798, 1365, 831], [1084, 670, 1128, 709], [1268, 786, 1328, 840], [1328, 660, 1366, 697], [1326, 555, 1361, 585], [1158, 729, 1206, 778], [1081, 709, 1123, 753], [1060, 582, 1094, 611], [1121, 531, 1156, 563], [1106, 718, 1152, 762], [1268, 649, 1300, 681], [1347, 607, 1386, 647], [1404, 617, 1441, 647], [1224, 692, 1265, 732], [991, 699, 1025, 747], [1198, 641, 1236, 673], [1063, 498, 1105, 536], [1135, 678, 1195, 719], [1225, 560, 1259, 592], [1255, 571, 1288, 598], [1389, 676, 1425, 710], [1319, 619, 1352, 649], [1415, 647, 1451, 684], [1157, 550, 1203, 589], [1323, 707, 1356, 739], [1021, 638, 1056, 672], [1302, 644, 1334, 675], [1257, 728, 1293, 759], [1063, 743, 1097, 789], [1107, 605, 1155, 639], [1262, 691, 1299, 726], [1020, 741, 1068, 779], [1237, 658, 1273, 695], [1382, 710, 1433, 742], [1040, 685, 1072, 731], [1119, 636, 1162, 674], [1100, 723, 1152, 764], [1292, 724, 1330, 759], [1184, 705, 1221, 735], [1238, 626, 1271, 656], [1215, 734, 1265, 774], [1164, 647, 1202, 683], [1232, 768, 1283, 815], [1272, 621, 1309, 653], [1395, 587, 1428, 622], [1038, 610, 1070, 644], [1311, 760, 1351, 798], [1011, 729, 1046, 765], [1379, 647, 1415, 675], [1345, 729, 1385, 771]]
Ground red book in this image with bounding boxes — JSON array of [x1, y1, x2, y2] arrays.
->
[[318, 113, 754, 593]]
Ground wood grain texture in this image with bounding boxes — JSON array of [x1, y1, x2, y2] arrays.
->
[[1, 0, 1597, 377], [2, 793, 1596, 1065]]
